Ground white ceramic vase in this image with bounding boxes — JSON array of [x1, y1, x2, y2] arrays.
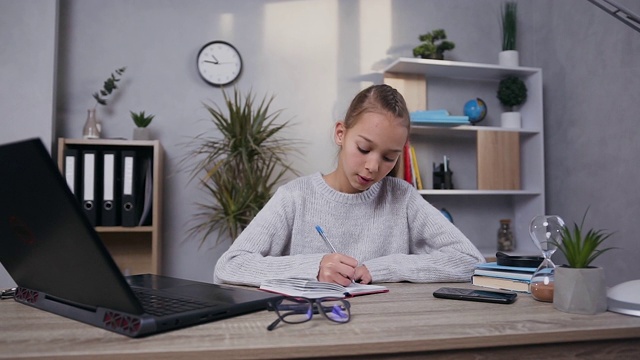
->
[[82, 109, 101, 139], [500, 112, 521, 128], [499, 50, 519, 67], [553, 266, 608, 315]]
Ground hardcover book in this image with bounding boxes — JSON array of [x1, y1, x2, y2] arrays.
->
[[473, 262, 536, 281], [259, 278, 388, 299], [472, 275, 530, 293], [475, 261, 537, 272]]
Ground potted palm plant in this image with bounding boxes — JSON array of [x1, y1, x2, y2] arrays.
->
[[496, 75, 527, 128], [183, 88, 301, 248], [551, 208, 616, 314], [499, 1, 519, 67]]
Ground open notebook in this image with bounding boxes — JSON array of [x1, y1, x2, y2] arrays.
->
[[260, 278, 388, 299]]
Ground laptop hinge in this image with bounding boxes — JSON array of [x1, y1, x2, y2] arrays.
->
[[44, 293, 98, 313]]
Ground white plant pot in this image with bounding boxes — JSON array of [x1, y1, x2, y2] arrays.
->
[[553, 266, 607, 315], [499, 50, 519, 67], [133, 127, 150, 140], [500, 112, 521, 128]]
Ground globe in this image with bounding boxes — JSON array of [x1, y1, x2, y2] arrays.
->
[[463, 98, 487, 124]]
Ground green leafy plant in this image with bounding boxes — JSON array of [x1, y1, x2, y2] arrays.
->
[[412, 29, 455, 60], [184, 88, 301, 247], [92, 67, 126, 108], [130, 111, 154, 128], [501, 1, 517, 51], [497, 75, 527, 111], [552, 208, 616, 268]]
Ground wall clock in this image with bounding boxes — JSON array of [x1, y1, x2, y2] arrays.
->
[[197, 40, 243, 86]]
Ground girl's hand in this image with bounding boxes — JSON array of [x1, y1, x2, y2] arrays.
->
[[318, 253, 358, 286], [354, 265, 372, 284]]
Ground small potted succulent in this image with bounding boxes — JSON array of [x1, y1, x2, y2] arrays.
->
[[83, 67, 126, 139], [551, 208, 616, 314], [412, 29, 455, 60], [496, 75, 527, 128], [130, 110, 155, 140]]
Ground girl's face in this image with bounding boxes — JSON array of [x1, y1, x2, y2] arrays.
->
[[334, 111, 408, 193]]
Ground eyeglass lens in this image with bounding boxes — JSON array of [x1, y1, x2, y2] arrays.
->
[[319, 300, 350, 323]]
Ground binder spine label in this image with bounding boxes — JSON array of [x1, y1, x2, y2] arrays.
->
[[83, 153, 95, 202], [65, 155, 76, 194], [103, 154, 115, 201], [123, 157, 134, 196]]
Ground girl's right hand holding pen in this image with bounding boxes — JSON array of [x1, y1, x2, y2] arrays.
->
[[318, 253, 359, 286]]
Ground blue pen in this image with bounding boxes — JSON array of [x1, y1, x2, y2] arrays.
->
[[315, 225, 338, 253], [315, 225, 356, 283]]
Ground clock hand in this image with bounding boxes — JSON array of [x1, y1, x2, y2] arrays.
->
[[210, 54, 220, 64], [203, 60, 235, 65]]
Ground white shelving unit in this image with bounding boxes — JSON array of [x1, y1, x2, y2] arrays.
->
[[383, 58, 545, 257]]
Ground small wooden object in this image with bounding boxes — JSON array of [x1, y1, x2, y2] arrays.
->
[[477, 131, 520, 190]]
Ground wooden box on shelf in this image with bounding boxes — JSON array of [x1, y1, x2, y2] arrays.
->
[[477, 131, 520, 190], [56, 138, 164, 275]]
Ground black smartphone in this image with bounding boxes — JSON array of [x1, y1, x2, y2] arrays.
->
[[433, 287, 517, 304]]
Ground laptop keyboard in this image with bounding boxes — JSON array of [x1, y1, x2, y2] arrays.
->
[[132, 288, 217, 316]]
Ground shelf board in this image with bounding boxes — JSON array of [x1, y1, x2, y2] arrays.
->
[[418, 190, 541, 196], [96, 226, 154, 233], [383, 57, 540, 81], [410, 124, 539, 137], [61, 138, 159, 147]]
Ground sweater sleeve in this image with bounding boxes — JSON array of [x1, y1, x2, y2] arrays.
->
[[363, 192, 485, 283], [213, 188, 324, 287]]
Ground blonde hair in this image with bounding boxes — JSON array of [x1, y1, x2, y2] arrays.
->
[[343, 84, 410, 132]]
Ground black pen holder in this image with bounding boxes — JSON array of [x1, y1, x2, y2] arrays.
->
[[433, 163, 454, 189]]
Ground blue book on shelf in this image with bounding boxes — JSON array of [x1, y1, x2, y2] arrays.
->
[[410, 109, 450, 118], [411, 116, 470, 123], [410, 110, 470, 124]]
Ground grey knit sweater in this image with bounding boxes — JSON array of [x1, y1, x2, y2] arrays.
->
[[213, 172, 485, 287]]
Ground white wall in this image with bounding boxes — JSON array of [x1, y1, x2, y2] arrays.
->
[[0, 0, 58, 288], [535, 0, 640, 285], [56, 0, 521, 283]]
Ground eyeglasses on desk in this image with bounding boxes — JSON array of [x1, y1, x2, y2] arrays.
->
[[266, 296, 351, 331]]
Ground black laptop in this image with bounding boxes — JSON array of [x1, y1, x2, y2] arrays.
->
[[0, 138, 281, 337]]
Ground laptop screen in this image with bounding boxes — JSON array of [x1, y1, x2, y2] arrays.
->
[[0, 138, 143, 314]]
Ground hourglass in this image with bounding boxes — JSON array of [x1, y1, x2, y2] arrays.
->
[[528, 215, 566, 302]]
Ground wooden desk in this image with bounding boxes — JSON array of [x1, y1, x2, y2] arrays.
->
[[1, 282, 640, 359]]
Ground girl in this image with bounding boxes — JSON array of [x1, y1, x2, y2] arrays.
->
[[214, 84, 484, 287]]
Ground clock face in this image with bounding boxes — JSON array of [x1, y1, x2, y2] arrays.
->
[[197, 41, 242, 86]]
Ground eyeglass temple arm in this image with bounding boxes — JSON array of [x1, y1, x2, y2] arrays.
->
[[267, 317, 282, 331]]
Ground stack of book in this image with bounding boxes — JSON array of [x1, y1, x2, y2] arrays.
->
[[472, 262, 537, 293], [410, 109, 470, 125]]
